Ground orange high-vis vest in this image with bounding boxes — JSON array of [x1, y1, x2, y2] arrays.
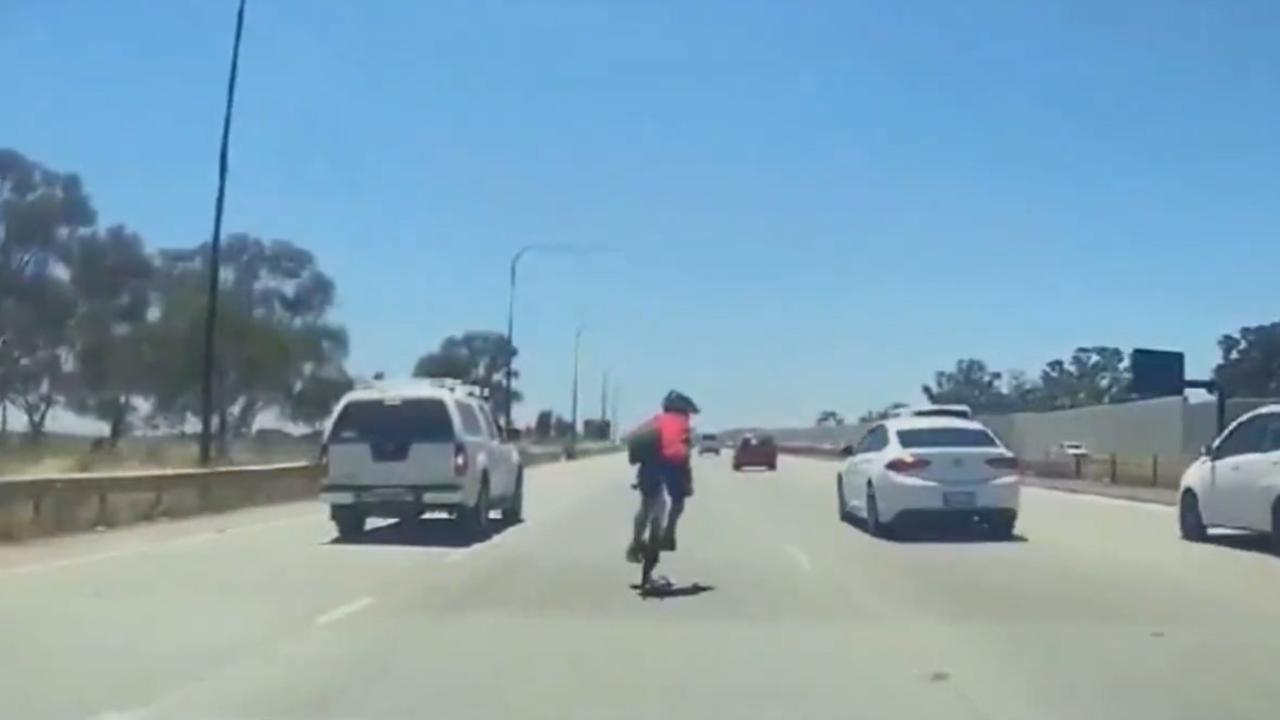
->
[[654, 411, 691, 463]]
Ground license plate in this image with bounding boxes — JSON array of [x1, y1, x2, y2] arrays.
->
[[360, 488, 416, 503], [943, 491, 976, 508]]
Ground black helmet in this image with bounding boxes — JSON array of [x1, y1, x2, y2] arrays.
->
[[662, 390, 700, 414]]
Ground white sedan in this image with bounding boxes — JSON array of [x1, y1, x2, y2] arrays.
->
[[837, 416, 1021, 539], [1177, 404, 1280, 548]]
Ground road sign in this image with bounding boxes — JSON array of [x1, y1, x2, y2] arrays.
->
[[1130, 348, 1185, 397]]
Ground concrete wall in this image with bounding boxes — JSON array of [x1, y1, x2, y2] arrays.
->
[[1181, 398, 1276, 455], [743, 397, 1280, 484], [980, 397, 1186, 460]]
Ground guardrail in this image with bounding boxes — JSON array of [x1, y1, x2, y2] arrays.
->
[[1021, 454, 1192, 489], [0, 443, 621, 541]]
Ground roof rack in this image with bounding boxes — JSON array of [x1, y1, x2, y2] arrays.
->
[[354, 376, 490, 399]]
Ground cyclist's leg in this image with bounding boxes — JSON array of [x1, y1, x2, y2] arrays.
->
[[628, 464, 662, 563], [640, 492, 668, 586], [661, 463, 690, 550]]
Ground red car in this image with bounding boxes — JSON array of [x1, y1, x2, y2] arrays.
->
[[733, 434, 778, 471]]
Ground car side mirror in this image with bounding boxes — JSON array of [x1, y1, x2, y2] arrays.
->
[[505, 427, 523, 442], [839, 445, 855, 458], [1201, 444, 1212, 458]]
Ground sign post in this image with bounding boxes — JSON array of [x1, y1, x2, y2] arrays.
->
[[1130, 348, 1228, 435]]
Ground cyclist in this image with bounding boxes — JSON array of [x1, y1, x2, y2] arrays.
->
[[625, 390, 699, 588]]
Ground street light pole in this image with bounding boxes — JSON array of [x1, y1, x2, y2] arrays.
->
[[610, 380, 621, 441], [198, 0, 247, 465], [570, 324, 584, 448], [502, 243, 612, 434], [600, 368, 609, 422], [503, 246, 533, 435]]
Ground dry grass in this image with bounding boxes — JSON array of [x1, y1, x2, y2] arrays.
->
[[0, 434, 319, 478]]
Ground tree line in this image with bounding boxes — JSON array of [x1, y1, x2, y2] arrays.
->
[[0, 148, 352, 448], [848, 333, 1280, 422], [410, 330, 611, 441]]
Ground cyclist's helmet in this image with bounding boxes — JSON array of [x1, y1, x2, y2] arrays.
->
[[662, 390, 700, 415]]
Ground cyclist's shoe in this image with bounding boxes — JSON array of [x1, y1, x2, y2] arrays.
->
[[642, 575, 673, 593], [625, 541, 644, 564]]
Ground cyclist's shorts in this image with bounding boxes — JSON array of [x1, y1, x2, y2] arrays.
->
[[637, 461, 690, 501]]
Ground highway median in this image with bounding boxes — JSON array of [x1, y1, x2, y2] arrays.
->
[[0, 442, 619, 541]]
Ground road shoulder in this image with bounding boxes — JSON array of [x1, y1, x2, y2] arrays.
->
[[1022, 476, 1175, 506]]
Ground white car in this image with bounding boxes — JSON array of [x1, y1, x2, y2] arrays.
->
[[1177, 405, 1280, 548], [837, 415, 1021, 538], [319, 378, 523, 539], [1052, 441, 1090, 459]]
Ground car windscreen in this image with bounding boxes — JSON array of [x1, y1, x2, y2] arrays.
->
[[328, 399, 455, 444], [896, 427, 999, 449]]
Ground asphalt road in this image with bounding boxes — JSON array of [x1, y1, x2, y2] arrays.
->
[[3, 453, 1280, 719]]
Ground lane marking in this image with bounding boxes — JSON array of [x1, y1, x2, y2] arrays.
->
[[314, 596, 375, 626], [785, 544, 813, 572], [0, 547, 142, 577], [1025, 486, 1173, 513], [0, 512, 319, 578]]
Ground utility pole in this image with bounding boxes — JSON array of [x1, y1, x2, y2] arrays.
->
[[199, 0, 247, 465]]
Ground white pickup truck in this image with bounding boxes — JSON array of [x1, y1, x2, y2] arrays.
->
[[319, 378, 523, 539]]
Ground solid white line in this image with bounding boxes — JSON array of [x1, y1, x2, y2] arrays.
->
[[785, 544, 813, 572], [0, 512, 317, 578], [0, 547, 141, 577], [1024, 486, 1173, 513], [314, 596, 375, 626]]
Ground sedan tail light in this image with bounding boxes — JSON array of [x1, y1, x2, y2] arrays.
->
[[452, 442, 469, 477], [885, 456, 931, 473], [985, 456, 1020, 471]]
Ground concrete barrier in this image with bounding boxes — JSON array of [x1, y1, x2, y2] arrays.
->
[[777, 443, 844, 460], [0, 463, 323, 541], [0, 444, 622, 541]]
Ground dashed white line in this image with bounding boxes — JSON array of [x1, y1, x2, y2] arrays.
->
[[314, 596, 375, 626], [86, 709, 150, 720], [785, 544, 813, 572]]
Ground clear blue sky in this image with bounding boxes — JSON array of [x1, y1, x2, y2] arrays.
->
[[5, 0, 1279, 430]]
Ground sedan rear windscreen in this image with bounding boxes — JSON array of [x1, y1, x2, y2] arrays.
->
[[329, 399, 455, 444], [896, 427, 998, 449]]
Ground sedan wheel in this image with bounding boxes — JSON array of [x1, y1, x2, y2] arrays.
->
[[837, 475, 850, 522], [1271, 502, 1280, 555], [1179, 491, 1207, 542], [866, 485, 889, 538]]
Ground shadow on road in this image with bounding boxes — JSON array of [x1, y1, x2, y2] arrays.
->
[[843, 515, 1026, 544], [1203, 531, 1277, 558], [630, 581, 716, 600], [887, 531, 1028, 545], [328, 516, 518, 549]]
